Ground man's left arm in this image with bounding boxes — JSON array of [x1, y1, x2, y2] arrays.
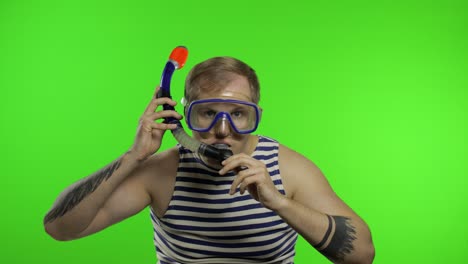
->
[[275, 145, 375, 263], [221, 144, 375, 264]]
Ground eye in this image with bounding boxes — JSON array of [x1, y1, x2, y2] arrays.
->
[[231, 111, 243, 118], [203, 110, 217, 118]]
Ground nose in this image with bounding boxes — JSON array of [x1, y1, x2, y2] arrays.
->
[[214, 115, 232, 138]]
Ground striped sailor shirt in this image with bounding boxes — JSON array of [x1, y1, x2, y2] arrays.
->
[[151, 136, 298, 264]]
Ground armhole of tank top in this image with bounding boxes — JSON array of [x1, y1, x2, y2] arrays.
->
[[150, 145, 183, 221], [272, 139, 288, 196], [257, 136, 287, 196]]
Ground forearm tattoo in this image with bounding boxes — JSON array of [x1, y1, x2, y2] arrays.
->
[[44, 158, 122, 223], [314, 215, 357, 262]]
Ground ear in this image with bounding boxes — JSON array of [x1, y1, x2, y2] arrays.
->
[[258, 106, 263, 122], [183, 105, 189, 125], [181, 97, 189, 125]]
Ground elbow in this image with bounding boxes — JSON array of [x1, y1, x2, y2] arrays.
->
[[356, 241, 375, 264], [343, 238, 375, 264], [365, 228, 376, 263], [363, 242, 376, 264], [44, 222, 74, 241], [357, 222, 375, 263]]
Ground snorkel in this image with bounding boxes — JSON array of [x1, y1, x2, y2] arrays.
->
[[157, 46, 233, 164]]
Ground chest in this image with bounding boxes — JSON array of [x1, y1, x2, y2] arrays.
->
[[151, 171, 297, 260], [150, 144, 298, 261]]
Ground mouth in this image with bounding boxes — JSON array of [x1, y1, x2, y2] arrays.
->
[[212, 143, 231, 150], [211, 143, 234, 161]]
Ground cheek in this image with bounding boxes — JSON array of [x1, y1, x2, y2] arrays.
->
[[232, 132, 246, 141], [192, 131, 210, 140]]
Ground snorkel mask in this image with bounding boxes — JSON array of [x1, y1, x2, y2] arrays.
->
[[156, 46, 234, 164], [185, 98, 260, 134]]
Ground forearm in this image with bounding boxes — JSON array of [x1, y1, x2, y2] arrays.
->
[[273, 197, 374, 263], [44, 150, 142, 239]]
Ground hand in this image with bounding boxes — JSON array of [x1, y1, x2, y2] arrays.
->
[[219, 153, 286, 211], [129, 86, 183, 161]]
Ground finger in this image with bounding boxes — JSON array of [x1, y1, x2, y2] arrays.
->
[[219, 154, 243, 174], [222, 153, 253, 166], [220, 155, 253, 175], [221, 153, 248, 165], [149, 110, 183, 121], [143, 96, 178, 116], [144, 97, 177, 115], [229, 169, 253, 195], [140, 115, 179, 132], [149, 122, 178, 131], [140, 120, 174, 133], [235, 166, 267, 193], [239, 175, 258, 195], [142, 87, 161, 114], [153, 86, 160, 98]]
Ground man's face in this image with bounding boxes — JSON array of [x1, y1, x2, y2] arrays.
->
[[188, 74, 258, 155]]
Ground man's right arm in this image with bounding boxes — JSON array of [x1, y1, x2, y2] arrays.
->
[[43, 150, 150, 241], [44, 89, 182, 241]]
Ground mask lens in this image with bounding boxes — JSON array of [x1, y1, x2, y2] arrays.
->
[[188, 100, 259, 133]]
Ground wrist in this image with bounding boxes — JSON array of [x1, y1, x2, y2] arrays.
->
[[125, 149, 148, 164], [270, 194, 291, 213], [126, 147, 151, 162]]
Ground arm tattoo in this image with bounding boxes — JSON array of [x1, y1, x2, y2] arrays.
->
[[44, 158, 122, 223], [314, 215, 357, 262]]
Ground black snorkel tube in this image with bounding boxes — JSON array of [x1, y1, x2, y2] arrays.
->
[[156, 46, 233, 164]]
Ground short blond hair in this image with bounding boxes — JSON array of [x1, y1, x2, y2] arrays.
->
[[184, 56, 260, 104]]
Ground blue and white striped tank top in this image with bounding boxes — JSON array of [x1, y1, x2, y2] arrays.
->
[[151, 136, 298, 264]]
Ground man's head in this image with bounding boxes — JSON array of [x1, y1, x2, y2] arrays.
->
[[184, 56, 260, 104], [183, 56, 262, 156]]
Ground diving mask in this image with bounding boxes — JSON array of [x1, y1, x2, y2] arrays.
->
[[186, 98, 260, 134]]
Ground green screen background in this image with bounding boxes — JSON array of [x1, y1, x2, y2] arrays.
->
[[1, 0, 467, 263]]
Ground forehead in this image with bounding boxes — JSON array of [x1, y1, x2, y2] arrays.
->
[[194, 74, 253, 102], [192, 101, 252, 111]]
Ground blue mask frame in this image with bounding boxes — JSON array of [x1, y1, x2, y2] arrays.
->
[[186, 98, 261, 134]]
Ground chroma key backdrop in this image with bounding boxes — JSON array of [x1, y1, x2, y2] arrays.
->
[[1, 0, 466, 263]]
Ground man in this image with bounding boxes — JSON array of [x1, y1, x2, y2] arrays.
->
[[44, 56, 375, 263]]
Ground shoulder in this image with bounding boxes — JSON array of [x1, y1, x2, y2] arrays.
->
[[147, 146, 179, 169], [256, 136, 313, 167], [255, 136, 314, 167], [133, 147, 179, 183], [135, 147, 179, 206], [278, 143, 332, 199], [141, 147, 179, 174], [278, 143, 318, 173]]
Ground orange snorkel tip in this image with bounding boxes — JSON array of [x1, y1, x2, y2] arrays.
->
[[169, 46, 189, 69]]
